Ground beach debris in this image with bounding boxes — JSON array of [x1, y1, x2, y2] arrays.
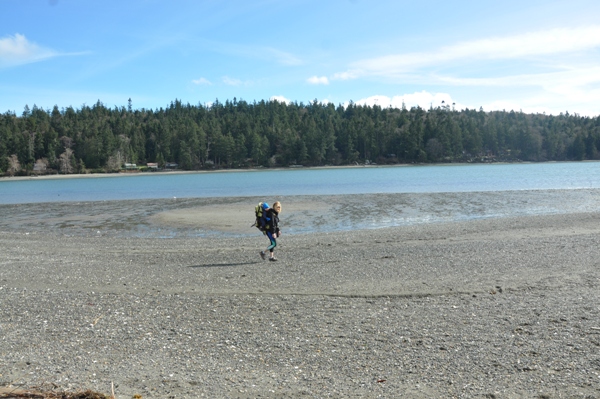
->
[[91, 315, 104, 326], [0, 388, 113, 398], [377, 379, 386, 383]]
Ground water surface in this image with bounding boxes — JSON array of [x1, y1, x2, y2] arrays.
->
[[1, 162, 599, 205], [2, 162, 599, 237]]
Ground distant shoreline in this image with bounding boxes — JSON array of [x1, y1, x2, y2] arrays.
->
[[3, 160, 590, 182], [0, 163, 415, 182]]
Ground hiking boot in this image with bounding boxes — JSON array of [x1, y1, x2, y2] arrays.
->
[[269, 257, 278, 262], [260, 251, 266, 260]]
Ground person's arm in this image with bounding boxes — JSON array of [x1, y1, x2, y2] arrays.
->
[[274, 214, 281, 236]]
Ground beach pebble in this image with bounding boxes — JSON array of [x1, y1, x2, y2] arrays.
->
[[1, 197, 600, 398]]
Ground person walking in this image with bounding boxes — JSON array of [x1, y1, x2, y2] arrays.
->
[[259, 201, 282, 261]]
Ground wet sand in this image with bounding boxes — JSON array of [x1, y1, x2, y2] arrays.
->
[[3, 189, 600, 238], [1, 195, 600, 398]]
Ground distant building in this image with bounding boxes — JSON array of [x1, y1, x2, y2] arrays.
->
[[33, 161, 47, 173], [147, 163, 159, 170], [165, 162, 179, 169], [124, 163, 137, 170]]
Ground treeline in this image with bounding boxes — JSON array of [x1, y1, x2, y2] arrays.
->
[[1, 98, 600, 175]]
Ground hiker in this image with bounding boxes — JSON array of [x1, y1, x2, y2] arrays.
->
[[259, 201, 282, 261]]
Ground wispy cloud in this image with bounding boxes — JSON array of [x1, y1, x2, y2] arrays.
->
[[238, 46, 302, 66], [446, 26, 600, 60], [222, 76, 241, 86], [332, 70, 360, 81], [307, 75, 329, 85], [333, 25, 600, 80], [435, 65, 600, 88], [266, 48, 303, 66], [332, 25, 600, 116], [192, 77, 212, 85], [197, 38, 303, 66], [0, 33, 88, 68], [0, 34, 57, 68]]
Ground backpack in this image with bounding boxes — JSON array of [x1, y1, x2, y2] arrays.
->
[[252, 202, 268, 231]]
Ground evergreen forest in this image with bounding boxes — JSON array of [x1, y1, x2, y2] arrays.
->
[[1, 98, 599, 176]]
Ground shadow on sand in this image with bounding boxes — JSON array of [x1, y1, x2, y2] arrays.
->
[[188, 261, 261, 268]]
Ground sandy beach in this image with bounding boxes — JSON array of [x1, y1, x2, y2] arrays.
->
[[1, 194, 600, 398]]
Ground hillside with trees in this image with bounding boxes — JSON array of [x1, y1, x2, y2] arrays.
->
[[1, 98, 599, 176]]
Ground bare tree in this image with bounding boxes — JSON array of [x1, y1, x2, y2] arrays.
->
[[7, 154, 21, 176], [118, 134, 131, 162], [106, 151, 123, 171], [59, 148, 74, 174]]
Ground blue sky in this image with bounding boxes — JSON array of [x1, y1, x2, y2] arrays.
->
[[1, 0, 600, 116]]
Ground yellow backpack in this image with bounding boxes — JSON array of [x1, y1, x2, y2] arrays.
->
[[252, 202, 268, 231]]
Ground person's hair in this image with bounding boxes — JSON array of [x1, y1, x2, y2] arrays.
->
[[273, 201, 282, 213]]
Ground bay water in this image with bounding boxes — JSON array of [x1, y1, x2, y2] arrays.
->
[[1, 162, 600, 237], [1, 162, 599, 205]]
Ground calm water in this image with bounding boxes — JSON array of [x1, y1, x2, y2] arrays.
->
[[1, 162, 599, 205], [1, 162, 600, 237]]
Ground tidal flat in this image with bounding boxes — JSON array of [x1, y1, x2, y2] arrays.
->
[[1, 194, 600, 398]]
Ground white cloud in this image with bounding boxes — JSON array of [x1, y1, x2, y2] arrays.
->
[[346, 25, 600, 78], [222, 76, 243, 86], [506, 88, 600, 116], [351, 89, 600, 117], [332, 26, 600, 117], [266, 48, 303, 66], [270, 95, 291, 104], [307, 75, 329, 85], [199, 38, 303, 67], [446, 26, 600, 60], [331, 70, 360, 81], [434, 65, 600, 115], [0, 33, 58, 68], [437, 65, 600, 89], [192, 77, 212, 85]]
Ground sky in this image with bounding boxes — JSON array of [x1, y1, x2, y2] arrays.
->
[[1, 0, 600, 117]]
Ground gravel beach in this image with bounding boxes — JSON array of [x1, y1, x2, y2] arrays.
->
[[1, 194, 600, 398]]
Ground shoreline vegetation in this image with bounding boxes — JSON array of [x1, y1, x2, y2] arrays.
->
[[2, 99, 599, 178], [2, 162, 404, 182]]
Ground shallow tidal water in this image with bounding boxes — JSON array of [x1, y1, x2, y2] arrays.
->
[[1, 189, 599, 238]]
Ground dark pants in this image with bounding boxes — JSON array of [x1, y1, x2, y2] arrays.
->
[[266, 231, 277, 252]]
